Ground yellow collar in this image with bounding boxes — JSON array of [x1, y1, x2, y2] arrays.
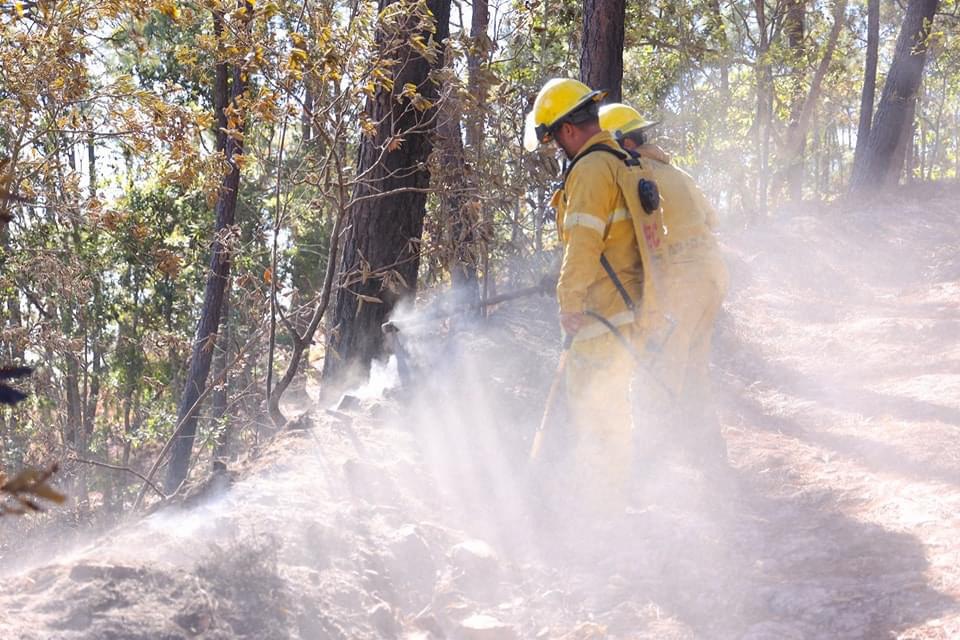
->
[[572, 131, 619, 161]]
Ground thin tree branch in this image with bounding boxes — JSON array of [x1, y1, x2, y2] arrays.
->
[[67, 456, 166, 500]]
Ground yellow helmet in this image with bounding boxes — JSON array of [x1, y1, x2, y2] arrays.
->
[[598, 103, 655, 137], [524, 78, 607, 152]]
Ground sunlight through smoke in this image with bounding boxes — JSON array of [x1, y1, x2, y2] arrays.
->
[[349, 355, 400, 400]]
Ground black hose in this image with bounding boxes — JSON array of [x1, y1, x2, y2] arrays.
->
[[581, 310, 674, 400]]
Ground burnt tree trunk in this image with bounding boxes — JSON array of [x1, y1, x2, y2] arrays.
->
[[853, 0, 880, 169], [579, 0, 625, 100], [323, 0, 452, 379], [849, 0, 940, 192], [165, 11, 247, 493]]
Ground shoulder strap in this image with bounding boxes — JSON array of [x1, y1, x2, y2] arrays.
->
[[562, 143, 634, 188], [600, 253, 636, 312]]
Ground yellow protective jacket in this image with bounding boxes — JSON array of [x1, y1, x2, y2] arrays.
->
[[630, 146, 729, 400], [633, 148, 720, 254], [553, 131, 643, 342]]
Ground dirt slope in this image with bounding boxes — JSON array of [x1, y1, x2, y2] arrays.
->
[[1, 184, 958, 639], [712, 184, 960, 639]]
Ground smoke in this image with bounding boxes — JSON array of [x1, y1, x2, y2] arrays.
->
[[0, 270, 745, 636], [3, 186, 959, 638], [348, 355, 401, 400]]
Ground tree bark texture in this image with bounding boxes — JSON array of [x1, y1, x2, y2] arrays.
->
[[579, 0, 625, 101], [165, 13, 246, 492], [323, 0, 452, 379], [849, 0, 940, 191], [853, 0, 880, 168]]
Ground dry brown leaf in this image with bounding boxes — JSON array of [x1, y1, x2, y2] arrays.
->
[[386, 135, 404, 152]]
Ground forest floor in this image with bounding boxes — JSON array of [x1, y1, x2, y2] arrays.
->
[[1, 183, 959, 639]]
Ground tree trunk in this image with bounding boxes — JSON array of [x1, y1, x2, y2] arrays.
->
[[323, 0, 452, 379], [779, 0, 845, 201], [437, 96, 480, 303], [165, 11, 247, 493], [928, 75, 947, 180], [955, 111, 959, 178], [579, 0, 625, 101], [918, 95, 927, 180], [784, 0, 806, 202], [64, 351, 87, 506], [1, 229, 24, 465], [435, 9, 482, 305], [812, 107, 822, 194], [466, 0, 489, 152], [302, 85, 313, 144], [86, 131, 96, 198], [754, 0, 773, 218], [211, 297, 231, 458], [853, 0, 880, 169], [452, 0, 488, 301], [64, 355, 82, 450], [472, 0, 493, 316], [899, 95, 918, 184], [81, 279, 105, 460], [708, 0, 730, 103], [824, 122, 836, 190], [849, 0, 940, 192]]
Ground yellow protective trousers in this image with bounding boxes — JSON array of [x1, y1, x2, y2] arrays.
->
[[565, 326, 636, 516], [636, 249, 729, 461]]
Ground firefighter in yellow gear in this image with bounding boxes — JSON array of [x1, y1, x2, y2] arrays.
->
[[525, 79, 644, 514], [599, 103, 730, 469]]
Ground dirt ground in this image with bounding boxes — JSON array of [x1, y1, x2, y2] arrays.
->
[[0, 184, 958, 639]]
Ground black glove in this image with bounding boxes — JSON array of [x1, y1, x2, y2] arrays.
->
[[638, 179, 660, 214]]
